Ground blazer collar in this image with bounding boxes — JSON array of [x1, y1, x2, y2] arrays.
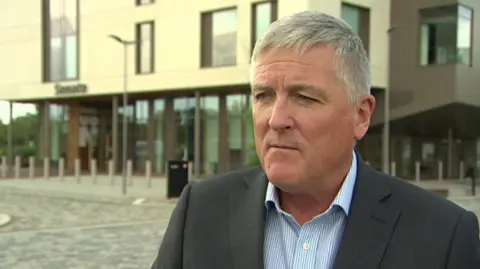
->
[[229, 153, 399, 269], [333, 153, 400, 269]]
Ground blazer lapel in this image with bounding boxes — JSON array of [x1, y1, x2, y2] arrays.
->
[[229, 168, 268, 269], [333, 157, 401, 269]]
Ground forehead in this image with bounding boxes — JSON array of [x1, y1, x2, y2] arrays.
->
[[252, 46, 337, 85]]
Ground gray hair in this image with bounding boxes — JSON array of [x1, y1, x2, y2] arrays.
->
[[250, 10, 370, 103]]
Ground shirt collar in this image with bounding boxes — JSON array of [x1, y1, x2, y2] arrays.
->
[[265, 151, 358, 216]]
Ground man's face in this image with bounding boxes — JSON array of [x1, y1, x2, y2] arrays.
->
[[251, 46, 375, 192]]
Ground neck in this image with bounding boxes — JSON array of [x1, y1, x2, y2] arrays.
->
[[279, 157, 353, 225]]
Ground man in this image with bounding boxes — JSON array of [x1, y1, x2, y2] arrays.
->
[[151, 10, 480, 269]]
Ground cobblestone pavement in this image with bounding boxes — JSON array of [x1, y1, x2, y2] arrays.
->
[[0, 187, 175, 269], [1, 179, 480, 269]]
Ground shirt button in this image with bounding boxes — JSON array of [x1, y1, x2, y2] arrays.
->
[[303, 242, 310, 250]]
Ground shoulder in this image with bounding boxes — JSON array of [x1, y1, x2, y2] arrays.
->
[[373, 170, 471, 224], [188, 166, 263, 198]]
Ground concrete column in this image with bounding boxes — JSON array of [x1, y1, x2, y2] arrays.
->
[[218, 94, 229, 173], [194, 91, 201, 179], [112, 96, 118, 173], [164, 97, 177, 163], [447, 128, 453, 178], [147, 99, 156, 171], [7, 101, 13, 173], [44, 101, 50, 158]]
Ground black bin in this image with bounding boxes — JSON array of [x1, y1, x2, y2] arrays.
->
[[167, 160, 190, 198]]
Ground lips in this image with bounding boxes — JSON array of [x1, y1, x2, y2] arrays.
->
[[269, 144, 298, 150]]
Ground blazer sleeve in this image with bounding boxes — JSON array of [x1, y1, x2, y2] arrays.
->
[[445, 210, 480, 269], [150, 183, 193, 269]]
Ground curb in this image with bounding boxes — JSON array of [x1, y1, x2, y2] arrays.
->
[[0, 214, 11, 227]]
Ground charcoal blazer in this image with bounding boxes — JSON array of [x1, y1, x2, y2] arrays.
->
[[151, 155, 480, 269]]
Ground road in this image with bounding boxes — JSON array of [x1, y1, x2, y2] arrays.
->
[[0, 186, 175, 269]]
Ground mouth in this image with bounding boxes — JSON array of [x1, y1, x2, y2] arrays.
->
[[269, 144, 298, 151]]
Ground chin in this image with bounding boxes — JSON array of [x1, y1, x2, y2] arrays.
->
[[263, 162, 301, 187]]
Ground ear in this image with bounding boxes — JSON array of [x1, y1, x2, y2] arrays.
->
[[354, 95, 376, 140]]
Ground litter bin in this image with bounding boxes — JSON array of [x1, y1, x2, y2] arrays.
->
[[167, 160, 190, 198]]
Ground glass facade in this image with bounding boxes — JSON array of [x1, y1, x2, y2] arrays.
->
[[420, 4, 473, 65], [136, 21, 155, 74], [49, 104, 68, 166], [201, 96, 219, 174], [134, 100, 148, 172], [341, 3, 370, 54], [153, 99, 165, 173]]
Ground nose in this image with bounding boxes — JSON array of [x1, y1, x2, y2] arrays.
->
[[268, 97, 293, 131]]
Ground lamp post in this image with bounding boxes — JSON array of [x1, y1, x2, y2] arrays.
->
[[108, 34, 137, 195], [382, 25, 400, 174]]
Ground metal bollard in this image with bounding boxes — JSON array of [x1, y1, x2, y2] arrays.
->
[[91, 159, 97, 184], [75, 158, 81, 183], [1, 156, 6, 178], [28, 156, 35, 179], [44, 157, 50, 180], [14, 156, 20, 179], [58, 157, 65, 181], [127, 160, 133, 186], [415, 161, 420, 182], [390, 162, 396, 177], [438, 161, 443, 181], [146, 160, 152, 188], [108, 160, 115, 185]]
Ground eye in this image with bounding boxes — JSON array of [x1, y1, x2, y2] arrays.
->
[[296, 94, 315, 102], [254, 92, 274, 101]]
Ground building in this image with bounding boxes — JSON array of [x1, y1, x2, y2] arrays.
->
[[0, 0, 477, 180]]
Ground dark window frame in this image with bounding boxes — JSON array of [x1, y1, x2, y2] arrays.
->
[[200, 6, 238, 68], [41, 0, 80, 83], [418, 4, 474, 67], [135, 0, 155, 6], [135, 20, 155, 74], [340, 2, 370, 57], [250, 0, 278, 55]]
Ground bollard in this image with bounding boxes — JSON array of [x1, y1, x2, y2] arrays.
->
[[438, 161, 443, 181], [44, 157, 50, 180], [459, 161, 465, 181], [28, 156, 35, 179], [108, 160, 115, 185], [75, 158, 81, 183], [146, 160, 152, 188], [127, 160, 133, 186], [415, 161, 420, 182], [58, 157, 65, 181], [390, 162, 396, 177], [14, 156, 20, 179], [1, 156, 7, 178], [91, 159, 97, 184]]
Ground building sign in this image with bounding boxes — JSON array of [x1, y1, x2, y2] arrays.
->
[[54, 83, 88, 95]]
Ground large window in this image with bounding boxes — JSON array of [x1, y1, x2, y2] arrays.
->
[[420, 5, 473, 66], [201, 8, 238, 67], [136, 21, 155, 74], [42, 0, 79, 82], [341, 3, 370, 55], [251, 1, 278, 52]]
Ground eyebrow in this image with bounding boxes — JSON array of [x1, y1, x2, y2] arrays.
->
[[251, 83, 328, 100]]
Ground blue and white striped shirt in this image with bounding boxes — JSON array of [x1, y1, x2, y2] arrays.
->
[[263, 152, 357, 269]]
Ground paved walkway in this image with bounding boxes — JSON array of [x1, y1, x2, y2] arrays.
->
[[0, 176, 169, 204]]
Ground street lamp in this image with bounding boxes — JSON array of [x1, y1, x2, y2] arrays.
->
[[382, 24, 400, 174], [108, 34, 137, 195]]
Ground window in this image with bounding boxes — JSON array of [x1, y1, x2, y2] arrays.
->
[[42, 0, 79, 82], [251, 1, 278, 52], [201, 8, 238, 67], [136, 0, 154, 5], [341, 3, 370, 55], [135, 21, 155, 74], [420, 5, 473, 66]]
